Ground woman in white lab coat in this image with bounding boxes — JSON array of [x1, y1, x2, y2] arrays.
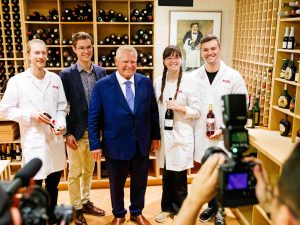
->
[[154, 45, 200, 223], [0, 39, 67, 224]]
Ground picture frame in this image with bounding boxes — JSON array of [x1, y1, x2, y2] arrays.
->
[[169, 11, 222, 71]]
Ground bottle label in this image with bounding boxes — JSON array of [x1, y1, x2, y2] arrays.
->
[[279, 123, 286, 134], [280, 69, 287, 79], [282, 41, 288, 49], [295, 72, 299, 82], [254, 112, 259, 125], [16, 155, 21, 161], [206, 118, 215, 131], [278, 96, 288, 108], [165, 119, 173, 128], [285, 67, 292, 80], [287, 41, 294, 49], [246, 118, 253, 128]]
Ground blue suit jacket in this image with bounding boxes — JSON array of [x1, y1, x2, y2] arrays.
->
[[88, 72, 160, 160], [59, 63, 106, 140]]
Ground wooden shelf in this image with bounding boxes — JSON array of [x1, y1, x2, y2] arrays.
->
[[0, 0, 158, 188], [277, 48, 300, 54], [280, 17, 300, 22], [232, 0, 278, 128], [272, 105, 295, 117], [274, 77, 298, 86]]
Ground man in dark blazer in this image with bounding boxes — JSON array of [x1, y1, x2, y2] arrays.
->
[[88, 45, 161, 225], [60, 32, 106, 225]]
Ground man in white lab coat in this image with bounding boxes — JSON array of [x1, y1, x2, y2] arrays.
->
[[0, 39, 67, 225], [191, 34, 248, 225]]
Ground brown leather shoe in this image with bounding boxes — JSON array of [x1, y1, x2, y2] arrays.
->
[[111, 217, 125, 225], [82, 201, 105, 216], [130, 215, 152, 225], [74, 209, 87, 225]]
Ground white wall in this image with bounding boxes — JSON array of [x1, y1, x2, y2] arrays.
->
[[154, 0, 236, 79]]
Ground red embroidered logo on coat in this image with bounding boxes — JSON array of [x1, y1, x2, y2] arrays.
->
[[177, 90, 182, 93], [52, 85, 59, 89], [222, 79, 230, 83]]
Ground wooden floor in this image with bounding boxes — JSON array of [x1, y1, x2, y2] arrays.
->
[[58, 185, 241, 225]]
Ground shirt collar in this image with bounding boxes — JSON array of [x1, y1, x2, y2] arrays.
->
[[77, 62, 93, 73], [116, 71, 135, 85]]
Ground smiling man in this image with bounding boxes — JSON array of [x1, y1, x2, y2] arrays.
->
[[59, 32, 106, 225], [0, 39, 67, 225], [191, 34, 248, 225], [88, 45, 160, 225]]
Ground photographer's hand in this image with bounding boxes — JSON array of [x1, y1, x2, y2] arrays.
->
[[245, 157, 272, 213], [173, 154, 225, 225], [10, 207, 21, 225]]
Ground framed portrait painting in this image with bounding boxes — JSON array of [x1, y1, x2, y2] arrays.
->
[[169, 11, 222, 71]]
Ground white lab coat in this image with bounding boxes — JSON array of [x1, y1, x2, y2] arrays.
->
[[0, 69, 67, 179], [191, 61, 248, 163], [154, 73, 201, 171]]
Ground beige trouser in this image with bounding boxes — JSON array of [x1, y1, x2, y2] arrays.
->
[[67, 131, 95, 210]]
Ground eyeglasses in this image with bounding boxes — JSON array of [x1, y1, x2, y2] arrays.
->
[[76, 45, 93, 51], [165, 56, 181, 61]]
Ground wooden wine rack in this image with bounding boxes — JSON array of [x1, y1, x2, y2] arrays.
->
[[269, 0, 300, 143], [0, 0, 160, 188], [232, 0, 279, 127]]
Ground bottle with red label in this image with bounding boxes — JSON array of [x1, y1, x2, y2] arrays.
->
[[206, 104, 215, 137]]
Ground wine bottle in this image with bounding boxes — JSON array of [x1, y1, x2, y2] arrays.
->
[[206, 104, 215, 137], [285, 53, 297, 81], [296, 128, 300, 142], [164, 97, 174, 130], [282, 27, 289, 49], [1, 144, 6, 160], [278, 84, 291, 109], [289, 96, 296, 113], [279, 116, 291, 136], [246, 96, 255, 128], [6, 144, 11, 161], [15, 144, 22, 161], [287, 26, 295, 49], [295, 60, 300, 82], [13, 13, 20, 21], [3, 13, 10, 21], [280, 59, 289, 79], [253, 97, 260, 126]]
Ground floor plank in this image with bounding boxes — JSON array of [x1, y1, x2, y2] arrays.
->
[[58, 185, 241, 225]]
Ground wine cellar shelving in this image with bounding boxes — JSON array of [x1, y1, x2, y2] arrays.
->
[[0, 0, 158, 188], [232, 0, 279, 127], [269, 0, 300, 143]]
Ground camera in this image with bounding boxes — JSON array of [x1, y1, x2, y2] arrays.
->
[[202, 94, 258, 207], [19, 185, 74, 225], [0, 158, 74, 225]]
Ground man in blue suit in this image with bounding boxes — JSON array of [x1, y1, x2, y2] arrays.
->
[[60, 32, 106, 225], [88, 45, 161, 225]]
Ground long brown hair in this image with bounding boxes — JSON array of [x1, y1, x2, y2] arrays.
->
[[159, 45, 183, 102]]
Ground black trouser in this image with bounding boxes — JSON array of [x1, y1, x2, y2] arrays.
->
[[35, 170, 62, 219], [161, 169, 187, 214], [106, 151, 149, 218]]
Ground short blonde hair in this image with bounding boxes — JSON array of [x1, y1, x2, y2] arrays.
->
[[116, 45, 137, 59], [26, 39, 47, 54]]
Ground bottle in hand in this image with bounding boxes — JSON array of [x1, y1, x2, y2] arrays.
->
[[164, 97, 174, 130], [206, 104, 215, 137]]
